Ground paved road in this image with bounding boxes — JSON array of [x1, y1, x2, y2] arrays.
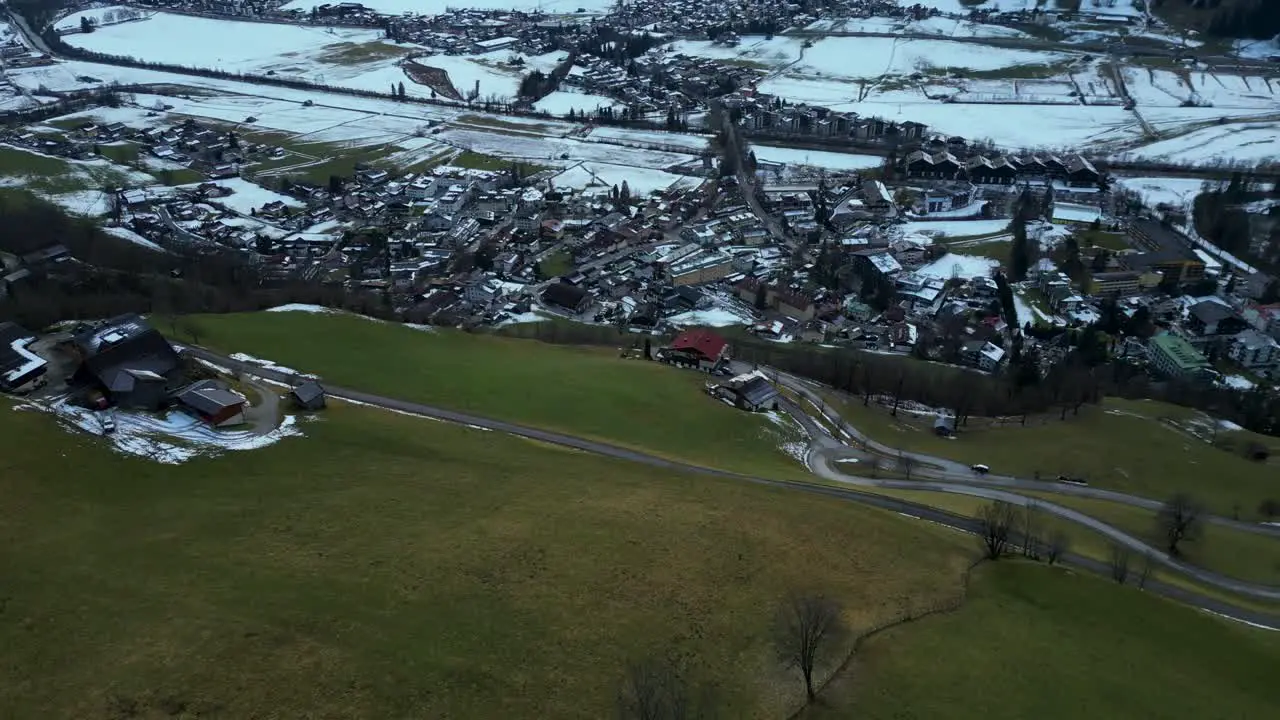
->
[[182, 345, 1280, 627], [763, 366, 1280, 539], [774, 392, 1280, 602]]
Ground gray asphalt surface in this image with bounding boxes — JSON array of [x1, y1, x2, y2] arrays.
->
[[184, 345, 1280, 629], [763, 367, 1280, 539]]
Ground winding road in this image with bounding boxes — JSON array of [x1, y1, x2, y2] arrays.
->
[[182, 345, 1280, 629]]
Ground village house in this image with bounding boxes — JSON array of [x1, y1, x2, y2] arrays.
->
[[660, 328, 729, 371]]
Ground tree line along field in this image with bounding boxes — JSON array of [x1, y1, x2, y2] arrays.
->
[[0, 398, 975, 718], [184, 310, 813, 480]]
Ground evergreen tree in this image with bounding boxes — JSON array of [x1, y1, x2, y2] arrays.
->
[[1041, 184, 1055, 219], [1009, 214, 1031, 281], [80, 16, 93, 33], [620, 181, 631, 204], [398, 81, 405, 98], [994, 271, 1018, 329]]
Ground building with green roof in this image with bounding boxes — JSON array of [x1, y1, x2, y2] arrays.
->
[[1148, 331, 1211, 379]]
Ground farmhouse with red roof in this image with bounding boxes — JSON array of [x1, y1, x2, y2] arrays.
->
[[659, 329, 729, 371]]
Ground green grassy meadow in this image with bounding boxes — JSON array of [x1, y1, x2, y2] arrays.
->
[[0, 145, 142, 194], [187, 311, 809, 479], [823, 562, 1280, 720], [827, 392, 1280, 518], [0, 398, 972, 718]]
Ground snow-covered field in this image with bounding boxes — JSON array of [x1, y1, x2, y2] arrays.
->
[[1053, 202, 1103, 224], [533, 90, 621, 116], [797, 36, 1069, 80], [184, 177, 305, 215], [903, 219, 1010, 238], [550, 162, 700, 195], [691, 35, 1069, 83], [752, 145, 883, 171], [1119, 122, 1280, 165], [439, 126, 695, 170], [585, 126, 711, 152], [56, 11, 539, 102], [102, 225, 165, 251], [668, 308, 754, 328], [667, 35, 805, 67], [1123, 67, 1280, 111], [918, 253, 1000, 280], [759, 91, 1143, 150], [62, 12, 383, 74]]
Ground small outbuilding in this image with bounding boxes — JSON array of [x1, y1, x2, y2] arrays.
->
[[173, 379, 246, 427], [290, 380, 327, 410], [933, 415, 956, 437]]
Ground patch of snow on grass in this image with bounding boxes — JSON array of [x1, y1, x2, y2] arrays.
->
[[668, 308, 754, 328], [34, 396, 303, 464], [917, 253, 999, 280], [265, 303, 337, 314], [102, 225, 165, 251], [1219, 374, 1256, 390], [230, 352, 317, 379]]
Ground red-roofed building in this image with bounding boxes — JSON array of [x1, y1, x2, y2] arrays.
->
[[661, 329, 729, 370]]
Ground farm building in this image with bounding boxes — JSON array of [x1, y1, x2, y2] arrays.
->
[[70, 314, 181, 409], [291, 380, 327, 410], [172, 379, 247, 427]]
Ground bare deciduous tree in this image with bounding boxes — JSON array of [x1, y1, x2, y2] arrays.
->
[[1022, 505, 1040, 560], [175, 316, 202, 346], [977, 501, 1020, 560], [1046, 530, 1070, 565], [1109, 544, 1131, 584], [898, 450, 917, 480], [774, 592, 847, 704], [616, 656, 715, 720], [1157, 493, 1203, 557], [1137, 552, 1155, 590]]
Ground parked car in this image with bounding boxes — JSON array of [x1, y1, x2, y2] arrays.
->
[[99, 411, 116, 434]]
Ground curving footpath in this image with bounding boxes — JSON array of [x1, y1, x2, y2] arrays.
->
[[184, 346, 1280, 629]]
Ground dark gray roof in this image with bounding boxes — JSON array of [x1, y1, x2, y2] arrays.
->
[[291, 380, 325, 403], [542, 281, 588, 309], [739, 377, 779, 407], [1190, 300, 1234, 324], [174, 380, 244, 415]]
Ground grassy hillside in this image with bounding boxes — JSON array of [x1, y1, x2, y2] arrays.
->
[[819, 562, 1280, 720], [187, 310, 810, 479], [0, 398, 972, 719], [826, 392, 1279, 518]]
